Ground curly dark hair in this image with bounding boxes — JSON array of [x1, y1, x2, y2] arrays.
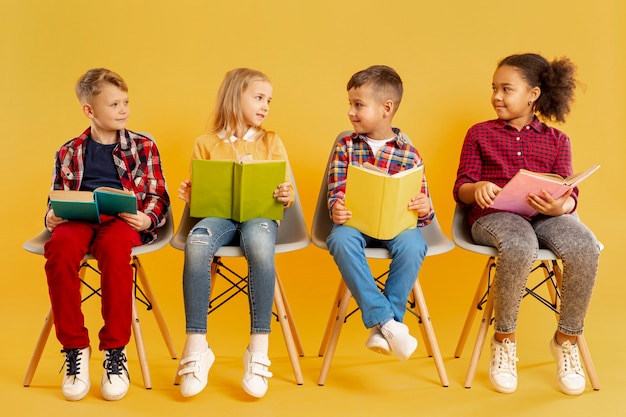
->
[[498, 53, 577, 123]]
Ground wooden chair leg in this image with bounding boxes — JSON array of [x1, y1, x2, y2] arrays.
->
[[317, 282, 352, 386], [411, 280, 449, 387], [318, 281, 345, 357], [275, 271, 304, 357], [577, 334, 600, 390], [544, 261, 600, 390], [24, 264, 90, 387], [455, 257, 494, 358], [408, 288, 433, 358], [464, 284, 495, 389], [273, 277, 304, 385], [131, 293, 152, 389], [133, 256, 178, 359], [23, 309, 54, 387]]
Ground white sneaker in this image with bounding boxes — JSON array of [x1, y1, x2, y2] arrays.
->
[[101, 347, 130, 401], [379, 320, 418, 361], [489, 337, 518, 393], [549, 337, 586, 395], [242, 348, 272, 398], [178, 347, 215, 397], [365, 327, 391, 355], [61, 347, 91, 401]]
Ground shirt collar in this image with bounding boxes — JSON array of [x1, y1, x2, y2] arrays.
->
[[495, 116, 543, 132], [217, 127, 257, 143], [353, 127, 407, 145]]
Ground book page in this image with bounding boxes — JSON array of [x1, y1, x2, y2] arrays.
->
[[233, 160, 285, 222], [48, 190, 99, 222], [94, 187, 137, 215], [190, 159, 234, 219], [344, 164, 385, 237], [491, 165, 599, 216], [378, 165, 422, 239]]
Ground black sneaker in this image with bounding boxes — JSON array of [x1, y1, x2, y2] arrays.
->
[[60, 347, 91, 401], [100, 347, 130, 401]]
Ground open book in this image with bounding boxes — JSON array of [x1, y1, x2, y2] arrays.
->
[[344, 162, 424, 240], [491, 165, 600, 216], [190, 159, 286, 222], [49, 187, 137, 223]]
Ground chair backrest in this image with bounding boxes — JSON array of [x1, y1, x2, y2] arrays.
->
[[170, 167, 310, 256], [311, 130, 454, 259]]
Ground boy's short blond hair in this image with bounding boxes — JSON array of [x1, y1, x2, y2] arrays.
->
[[347, 65, 403, 111], [75, 68, 128, 104]]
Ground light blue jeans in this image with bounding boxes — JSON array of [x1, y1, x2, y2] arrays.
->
[[471, 212, 600, 336], [327, 224, 428, 329], [182, 217, 277, 334]]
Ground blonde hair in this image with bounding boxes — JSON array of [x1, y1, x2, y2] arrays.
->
[[209, 68, 271, 144], [75, 68, 127, 104]]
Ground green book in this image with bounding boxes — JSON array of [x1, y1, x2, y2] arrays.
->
[[190, 159, 286, 222], [49, 187, 137, 223]]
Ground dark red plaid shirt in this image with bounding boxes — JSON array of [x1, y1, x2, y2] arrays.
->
[[48, 127, 170, 243], [453, 117, 577, 225]]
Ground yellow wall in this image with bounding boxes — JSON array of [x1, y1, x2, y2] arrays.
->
[[1, 0, 624, 366]]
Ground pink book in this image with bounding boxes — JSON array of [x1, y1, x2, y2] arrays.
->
[[490, 165, 600, 216]]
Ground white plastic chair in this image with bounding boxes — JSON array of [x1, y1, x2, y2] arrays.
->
[[451, 204, 601, 390], [22, 214, 177, 389], [313, 130, 452, 387], [170, 169, 310, 386]]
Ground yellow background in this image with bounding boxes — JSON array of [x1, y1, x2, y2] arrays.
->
[[1, 1, 625, 415]]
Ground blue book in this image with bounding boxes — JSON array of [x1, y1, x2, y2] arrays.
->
[[49, 187, 137, 223]]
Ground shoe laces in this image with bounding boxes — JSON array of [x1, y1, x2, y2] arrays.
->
[[103, 348, 129, 382], [557, 341, 584, 376], [60, 348, 84, 377], [492, 338, 518, 375]]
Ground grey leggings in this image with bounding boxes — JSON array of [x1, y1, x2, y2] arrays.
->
[[471, 212, 600, 336]]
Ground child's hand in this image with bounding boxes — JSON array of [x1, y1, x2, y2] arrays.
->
[[273, 182, 292, 205], [331, 200, 352, 225], [178, 179, 191, 203], [45, 209, 67, 232], [527, 188, 574, 216], [474, 181, 502, 208], [119, 211, 152, 232], [408, 193, 431, 217]]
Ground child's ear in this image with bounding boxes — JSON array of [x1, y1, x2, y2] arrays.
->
[[383, 99, 395, 116], [531, 86, 541, 102], [82, 103, 94, 119]]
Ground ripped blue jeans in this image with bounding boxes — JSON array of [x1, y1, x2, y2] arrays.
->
[[182, 217, 277, 334], [471, 212, 600, 336]]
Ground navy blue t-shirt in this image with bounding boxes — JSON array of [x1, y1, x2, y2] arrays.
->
[[80, 136, 124, 192]]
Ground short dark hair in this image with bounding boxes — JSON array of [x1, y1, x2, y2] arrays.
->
[[347, 65, 403, 110]]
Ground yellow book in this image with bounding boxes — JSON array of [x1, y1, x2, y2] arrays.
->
[[491, 165, 600, 216], [344, 162, 424, 240], [190, 159, 286, 222]]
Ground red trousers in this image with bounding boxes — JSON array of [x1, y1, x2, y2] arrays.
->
[[44, 218, 142, 351]]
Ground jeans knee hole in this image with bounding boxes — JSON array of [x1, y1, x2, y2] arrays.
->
[[189, 227, 211, 245]]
